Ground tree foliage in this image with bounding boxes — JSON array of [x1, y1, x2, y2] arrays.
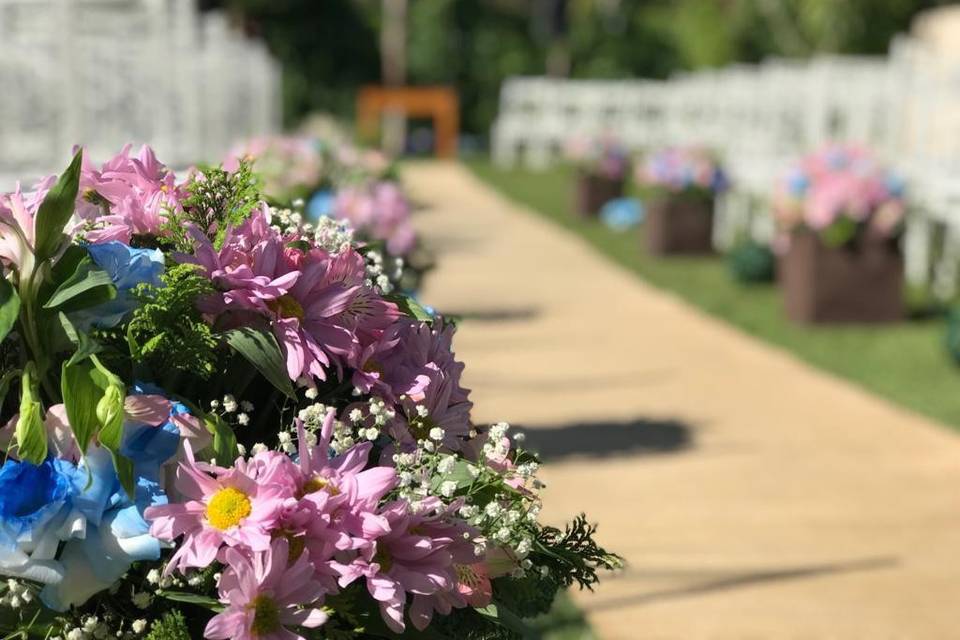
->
[[206, 0, 948, 137]]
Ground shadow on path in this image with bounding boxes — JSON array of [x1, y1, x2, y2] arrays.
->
[[519, 418, 694, 462], [586, 556, 898, 612]]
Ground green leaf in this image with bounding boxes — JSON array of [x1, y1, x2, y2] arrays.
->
[[59, 312, 101, 365], [0, 278, 20, 343], [384, 293, 434, 322], [43, 255, 116, 310], [820, 216, 858, 248], [431, 459, 477, 493], [61, 358, 107, 455], [156, 591, 224, 611], [203, 414, 238, 464], [15, 367, 47, 464], [286, 239, 312, 252], [475, 602, 534, 638], [61, 354, 134, 496], [33, 150, 83, 261], [223, 327, 295, 398], [97, 381, 135, 497]]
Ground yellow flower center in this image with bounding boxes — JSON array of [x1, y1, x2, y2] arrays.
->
[[248, 594, 281, 636], [300, 475, 340, 498], [267, 294, 305, 320], [205, 487, 252, 531]]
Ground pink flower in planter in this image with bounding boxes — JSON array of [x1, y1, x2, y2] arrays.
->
[[331, 181, 418, 258], [205, 538, 328, 640], [775, 143, 905, 238], [144, 447, 284, 574]]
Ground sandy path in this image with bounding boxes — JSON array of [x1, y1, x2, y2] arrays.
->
[[406, 162, 960, 639]]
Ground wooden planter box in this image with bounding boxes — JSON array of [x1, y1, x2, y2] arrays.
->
[[575, 172, 624, 217], [780, 231, 903, 324], [645, 194, 715, 255]]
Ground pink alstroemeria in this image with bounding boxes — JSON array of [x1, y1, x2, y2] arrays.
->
[[80, 145, 186, 244], [205, 538, 327, 640], [0, 176, 55, 272], [409, 561, 493, 631], [144, 447, 283, 574]]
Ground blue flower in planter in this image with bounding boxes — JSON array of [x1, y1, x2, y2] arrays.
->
[[307, 189, 337, 221], [601, 198, 644, 231]]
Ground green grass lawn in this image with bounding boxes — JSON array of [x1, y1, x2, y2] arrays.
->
[[466, 159, 960, 431]]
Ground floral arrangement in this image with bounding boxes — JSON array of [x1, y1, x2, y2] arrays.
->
[[636, 147, 729, 197], [231, 136, 427, 294], [226, 136, 329, 206], [0, 145, 618, 640], [772, 143, 906, 247], [564, 136, 630, 180]]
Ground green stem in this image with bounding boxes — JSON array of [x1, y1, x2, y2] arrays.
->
[[17, 262, 59, 404]]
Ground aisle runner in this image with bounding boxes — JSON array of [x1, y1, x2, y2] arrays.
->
[[406, 161, 960, 639]]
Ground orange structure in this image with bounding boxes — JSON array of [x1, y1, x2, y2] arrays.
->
[[357, 86, 459, 158]]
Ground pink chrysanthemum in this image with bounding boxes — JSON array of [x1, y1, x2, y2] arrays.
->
[[205, 538, 327, 640], [333, 497, 467, 633], [185, 207, 399, 384]]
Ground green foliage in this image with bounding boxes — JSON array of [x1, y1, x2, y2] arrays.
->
[[493, 572, 560, 619], [42, 254, 116, 312], [430, 607, 522, 640], [61, 354, 134, 495], [127, 263, 219, 380], [165, 160, 261, 250], [820, 216, 859, 248], [15, 364, 47, 464], [33, 150, 83, 261], [144, 611, 191, 640], [223, 327, 295, 398], [0, 277, 20, 343], [535, 515, 623, 591], [727, 239, 776, 284]]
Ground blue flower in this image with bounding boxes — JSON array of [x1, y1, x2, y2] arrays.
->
[[307, 189, 336, 220], [121, 383, 186, 480], [0, 457, 85, 585], [41, 385, 189, 610], [601, 198, 644, 231], [786, 170, 809, 197], [75, 241, 165, 328]]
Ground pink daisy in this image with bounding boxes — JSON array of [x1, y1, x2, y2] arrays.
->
[[144, 447, 283, 574]]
